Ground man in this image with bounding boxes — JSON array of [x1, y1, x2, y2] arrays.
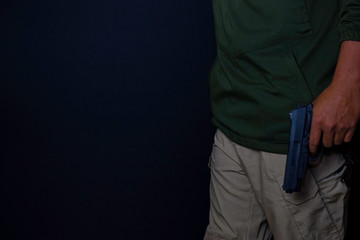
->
[[203, 0, 360, 239]]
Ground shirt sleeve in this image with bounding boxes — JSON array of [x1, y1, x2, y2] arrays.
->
[[339, 0, 360, 42]]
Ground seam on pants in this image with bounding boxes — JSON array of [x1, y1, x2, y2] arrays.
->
[[316, 177, 342, 238], [213, 144, 243, 170], [275, 181, 305, 240], [283, 196, 305, 240], [246, 194, 256, 240]]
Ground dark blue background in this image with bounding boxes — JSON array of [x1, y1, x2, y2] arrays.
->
[[1, 1, 216, 239]]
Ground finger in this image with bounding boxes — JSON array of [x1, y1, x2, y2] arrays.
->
[[309, 125, 322, 154], [334, 129, 346, 145], [344, 130, 355, 143], [322, 130, 335, 148]]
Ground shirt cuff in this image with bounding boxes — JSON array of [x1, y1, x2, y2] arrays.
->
[[339, 29, 360, 42]]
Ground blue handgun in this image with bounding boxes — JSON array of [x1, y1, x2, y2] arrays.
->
[[282, 103, 321, 193]]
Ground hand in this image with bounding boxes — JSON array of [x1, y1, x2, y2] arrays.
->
[[309, 41, 360, 154], [309, 83, 360, 153]]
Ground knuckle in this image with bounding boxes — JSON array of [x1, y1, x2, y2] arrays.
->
[[337, 122, 347, 131], [323, 142, 332, 148], [324, 122, 336, 132], [322, 137, 333, 148], [309, 143, 317, 151], [313, 117, 322, 126], [349, 120, 358, 129], [324, 143, 334, 149]]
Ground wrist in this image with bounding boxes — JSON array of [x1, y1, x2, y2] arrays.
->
[[332, 40, 360, 89]]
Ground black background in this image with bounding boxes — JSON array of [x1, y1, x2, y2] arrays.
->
[[1, 1, 359, 240], [1, 1, 215, 239]]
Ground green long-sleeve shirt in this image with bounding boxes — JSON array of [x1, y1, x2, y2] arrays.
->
[[210, 0, 360, 153]]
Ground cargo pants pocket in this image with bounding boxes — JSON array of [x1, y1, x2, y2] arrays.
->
[[276, 154, 349, 239]]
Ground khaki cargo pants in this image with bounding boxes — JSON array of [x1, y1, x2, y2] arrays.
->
[[204, 130, 350, 240]]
